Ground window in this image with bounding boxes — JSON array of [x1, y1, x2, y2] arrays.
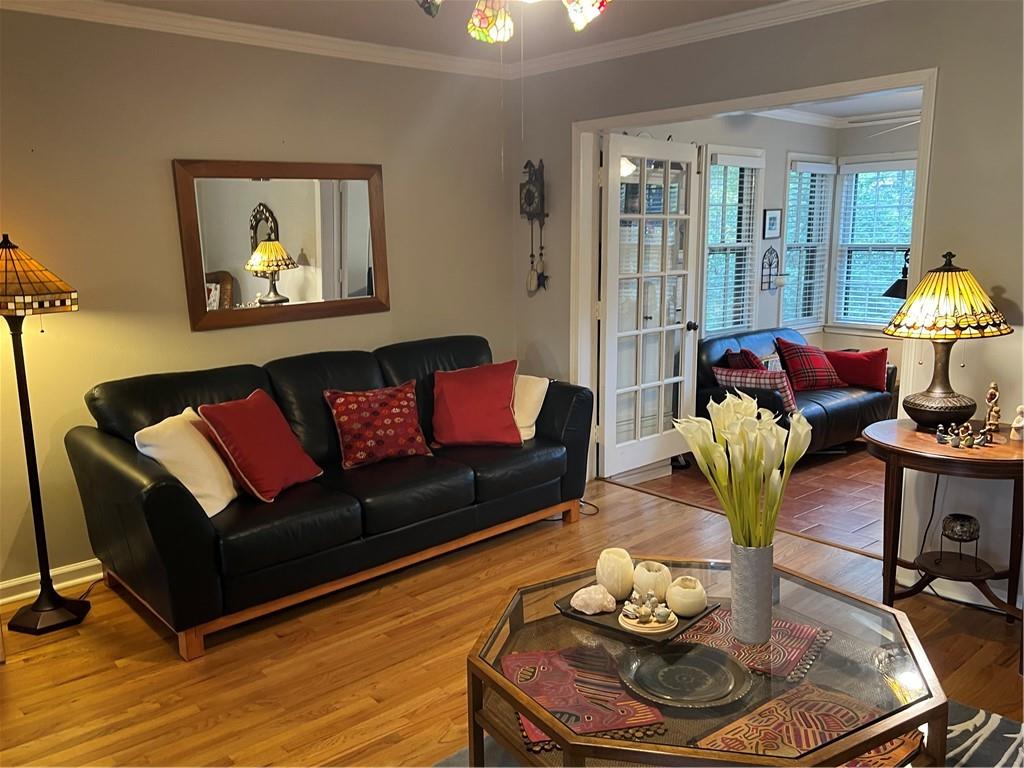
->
[[704, 162, 758, 335], [833, 162, 916, 326], [782, 164, 834, 326]]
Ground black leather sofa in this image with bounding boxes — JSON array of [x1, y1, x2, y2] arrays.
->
[[696, 327, 895, 454], [65, 335, 593, 659]]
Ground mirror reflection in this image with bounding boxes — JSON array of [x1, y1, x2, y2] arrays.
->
[[196, 178, 374, 309]]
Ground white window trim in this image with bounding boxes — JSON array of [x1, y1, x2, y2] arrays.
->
[[779, 151, 837, 331], [699, 143, 765, 339], [825, 152, 918, 331]]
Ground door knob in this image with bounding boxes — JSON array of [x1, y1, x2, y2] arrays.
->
[[686, 320, 699, 331]]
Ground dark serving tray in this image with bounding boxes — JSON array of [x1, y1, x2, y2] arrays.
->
[[553, 584, 720, 645]]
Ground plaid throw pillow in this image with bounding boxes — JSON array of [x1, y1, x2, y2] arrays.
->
[[712, 366, 798, 412], [726, 348, 766, 370], [776, 338, 847, 392]]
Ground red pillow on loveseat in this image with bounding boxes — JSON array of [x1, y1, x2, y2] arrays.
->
[[776, 337, 846, 391], [324, 380, 432, 469], [198, 389, 322, 502], [824, 348, 888, 391], [433, 360, 522, 447]]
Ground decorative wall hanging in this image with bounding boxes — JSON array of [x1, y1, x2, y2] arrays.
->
[[762, 208, 782, 240], [248, 202, 279, 252], [467, 0, 514, 44], [520, 159, 548, 293], [760, 246, 780, 290]]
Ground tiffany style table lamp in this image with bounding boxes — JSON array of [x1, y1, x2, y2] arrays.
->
[[1, 233, 91, 634], [883, 251, 1013, 429]]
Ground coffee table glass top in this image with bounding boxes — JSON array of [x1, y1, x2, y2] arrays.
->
[[476, 560, 935, 761]]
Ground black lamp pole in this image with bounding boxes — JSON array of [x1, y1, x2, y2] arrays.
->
[[6, 313, 90, 634]]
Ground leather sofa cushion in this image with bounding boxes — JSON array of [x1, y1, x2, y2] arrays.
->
[[324, 456, 475, 535], [794, 388, 892, 451], [86, 364, 272, 441], [697, 328, 807, 390], [265, 351, 386, 468], [436, 437, 567, 501], [211, 480, 362, 575], [374, 336, 492, 444]]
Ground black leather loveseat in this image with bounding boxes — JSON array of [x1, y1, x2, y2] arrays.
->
[[65, 335, 593, 659], [696, 327, 895, 453]]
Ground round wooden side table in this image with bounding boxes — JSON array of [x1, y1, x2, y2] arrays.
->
[[863, 419, 1023, 621]]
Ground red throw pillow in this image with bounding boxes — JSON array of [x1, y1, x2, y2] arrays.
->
[[433, 360, 522, 447], [824, 348, 888, 392], [198, 389, 322, 503], [776, 337, 847, 392], [712, 366, 798, 412], [324, 381, 432, 470], [726, 348, 766, 370]]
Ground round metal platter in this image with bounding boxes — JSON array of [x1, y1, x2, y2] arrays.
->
[[618, 643, 753, 709]]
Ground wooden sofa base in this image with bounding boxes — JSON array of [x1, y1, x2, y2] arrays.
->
[[104, 498, 581, 661]]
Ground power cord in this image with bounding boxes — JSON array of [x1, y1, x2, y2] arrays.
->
[[78, 578, 103, 601], [544, 498, 600, 521]]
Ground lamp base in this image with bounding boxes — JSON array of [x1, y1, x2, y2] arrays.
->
[[902, 390, 977, 431], [8, 586, 90, 635]]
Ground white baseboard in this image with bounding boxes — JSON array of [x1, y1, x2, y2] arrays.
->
[[609, 459, 673, 486], [0, 558, 103, 606]]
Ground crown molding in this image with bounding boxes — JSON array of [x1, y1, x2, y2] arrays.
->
[[507, 0, 888, 79], [1, 0, 888, 82], [0, 0, 507, 79], [755, 106, 921, 129]]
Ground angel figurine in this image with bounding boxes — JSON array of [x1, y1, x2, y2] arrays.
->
[[935, 424, 948, 444], [1011, 405, 1024, 441], [985, 382, 1001, 432]]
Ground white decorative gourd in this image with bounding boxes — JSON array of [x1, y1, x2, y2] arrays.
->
[[633, 561, 672, 601], [595, 548, 634, 600], [666, 575, 707, 617]]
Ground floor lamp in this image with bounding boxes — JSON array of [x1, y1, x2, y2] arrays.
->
[[1, 233, 91, 634]]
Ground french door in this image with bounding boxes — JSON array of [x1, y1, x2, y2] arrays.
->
[[599, 134, 700, 477]]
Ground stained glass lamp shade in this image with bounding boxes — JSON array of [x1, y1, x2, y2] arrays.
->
[[883, 251, 1013, 429], [1, 233, 90, 634], [245, 238, 298, 305], [563, 0, 612, 31], [467, 0, 513, 44]]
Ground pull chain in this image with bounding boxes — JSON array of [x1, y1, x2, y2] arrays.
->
[[39, 316, 45, 334]]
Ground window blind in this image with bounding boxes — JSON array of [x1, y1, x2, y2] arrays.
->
[[834, 167, 916, 325], [704, 163, 758, 334], [782, 169, 833, 326]]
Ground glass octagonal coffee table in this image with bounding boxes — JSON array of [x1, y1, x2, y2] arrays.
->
[[467, 559, 947, 766]]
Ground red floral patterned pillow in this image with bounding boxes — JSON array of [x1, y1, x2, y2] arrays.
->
[[324, 381, 432, 470]]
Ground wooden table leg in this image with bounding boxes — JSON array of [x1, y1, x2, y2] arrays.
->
[[921, 705, 948, 767], [468, 665, 485, 767], [882, 457, 904, 606], [1007, 477, 1022, 624]]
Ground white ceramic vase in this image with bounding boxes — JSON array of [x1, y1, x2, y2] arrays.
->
[[595, 548, 634, 600], [633, 561, 672, 601], [731, 542, 773, 644], [666, 576, 707, 617]]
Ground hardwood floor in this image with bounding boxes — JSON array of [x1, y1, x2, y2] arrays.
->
[[636, 441, 888, 555], [1, 481, 1019, 766]]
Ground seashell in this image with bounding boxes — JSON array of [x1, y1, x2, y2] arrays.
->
[[570, 584, 616, 615], [653, 606, 673, 623], [596, 548, 635, 600], [621, 602, 639, 619], [633, 561, 672, 601], [666, 575, 707, 618], [637, 606, 652, 623]]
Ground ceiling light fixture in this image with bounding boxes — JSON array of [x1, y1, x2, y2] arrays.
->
[[563, 0, 612, 32], [467, 0, 514, 44], [416, 0, 443, 17]]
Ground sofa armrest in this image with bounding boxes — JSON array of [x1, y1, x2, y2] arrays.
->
[[65, 426, 222, 630], [536, 381, 594, 501], [696, 386, 788, 422], [886, 363, 898, 393]]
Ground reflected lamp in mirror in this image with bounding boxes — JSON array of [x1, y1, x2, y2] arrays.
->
[[245, 238, 298, 305]]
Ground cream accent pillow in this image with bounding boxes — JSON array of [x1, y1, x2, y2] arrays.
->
[[134, 407, 237, 517], [513, 374, 550, 441]]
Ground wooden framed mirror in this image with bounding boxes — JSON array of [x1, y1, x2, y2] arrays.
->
[[173, 159, 389, 331]]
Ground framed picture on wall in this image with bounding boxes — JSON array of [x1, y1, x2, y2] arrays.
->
[[763, 209, 782, 239]]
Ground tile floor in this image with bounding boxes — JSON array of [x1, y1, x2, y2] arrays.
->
[[634, 441, 885, 555]]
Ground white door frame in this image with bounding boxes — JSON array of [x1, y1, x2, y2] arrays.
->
[[570, 68, 938, 435]]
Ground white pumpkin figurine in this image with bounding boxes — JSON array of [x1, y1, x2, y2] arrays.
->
[[666, 576, 707, 618], [595, 548, 634, 600], [633, 561, 672, 602]]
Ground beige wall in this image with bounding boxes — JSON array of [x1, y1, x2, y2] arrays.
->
[[0, 12, 516, 582], [508, 0, 1022, 601]]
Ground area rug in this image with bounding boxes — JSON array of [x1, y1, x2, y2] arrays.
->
[[438, 701, 1023, 767]]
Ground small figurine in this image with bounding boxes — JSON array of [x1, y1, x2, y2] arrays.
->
[[637, 606, 653, 624], [949, 428, 961, 448], [653, 606, 673, 623], [975, 427, 990, 447], [985, 382, 1001, 432], [1011, 405, 1024, 442], [958, 423, 974, 448], [936, 424, 947, 444]]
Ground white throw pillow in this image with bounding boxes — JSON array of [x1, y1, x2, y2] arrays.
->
[[134, 407, 237, 517], [513, 374, 549, 441]]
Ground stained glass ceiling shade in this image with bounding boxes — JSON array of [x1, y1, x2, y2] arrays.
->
[[467, 0, 513, 44], [883, 252, 1013, 340], [563, 0, 612, 32], [245, 239, 297, 274], [0, 234, 78, 317]]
